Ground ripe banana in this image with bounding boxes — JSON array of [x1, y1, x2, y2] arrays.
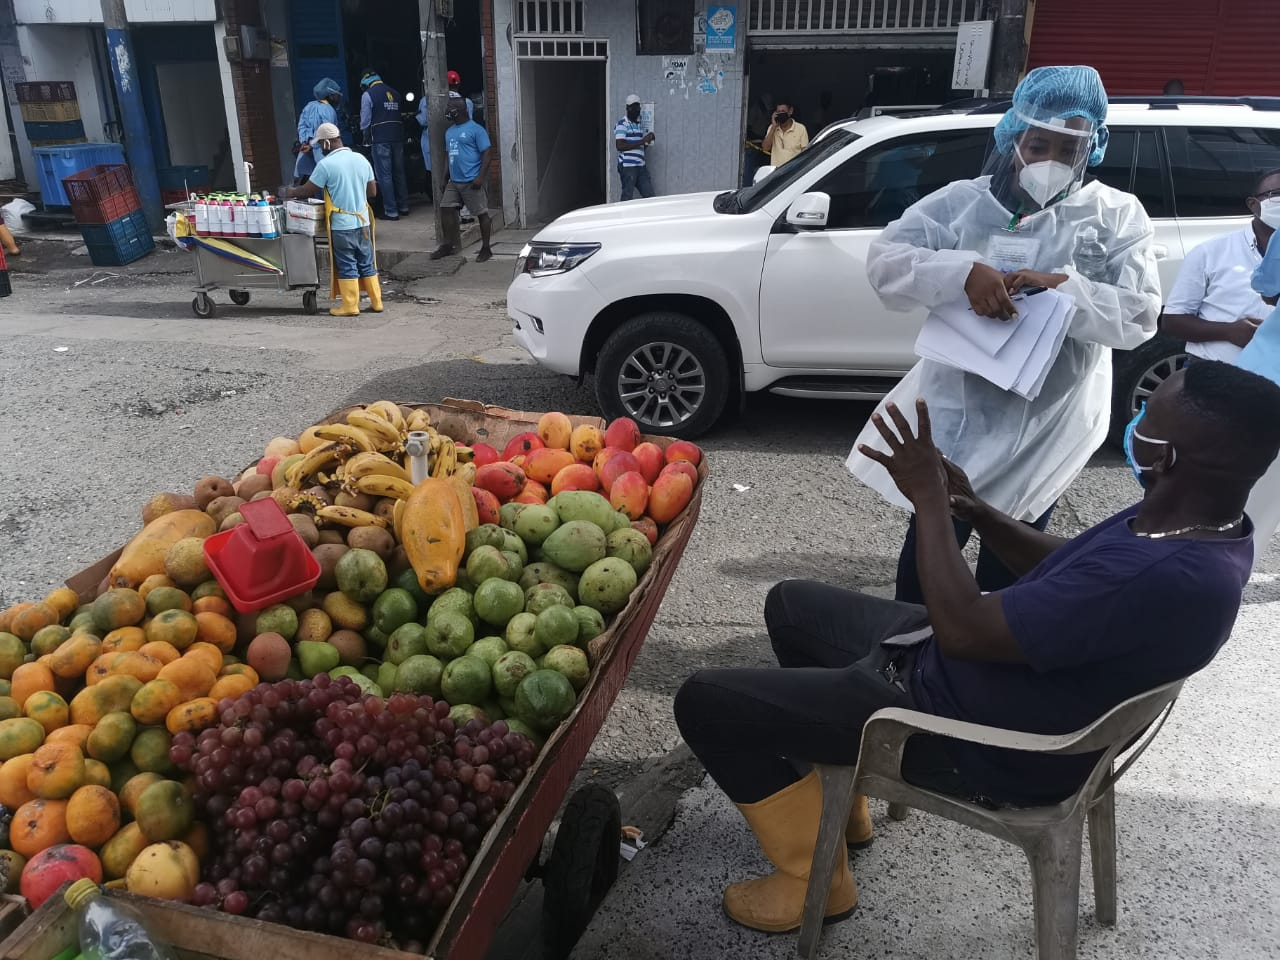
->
[[454, 444, 475, 465], [285, 441, 350, 488], [456, 461, 477, 486], [393, 497, 407, 543], [367, 400, 407, 433], [406, 408, 432, 432], [431, 437, 457, 478], [343, 451, 411, 484], [353, 475, 415, 501], [315, 505, 389, 529], [313, 423, 375, 453], [348, 410, 404, 450]]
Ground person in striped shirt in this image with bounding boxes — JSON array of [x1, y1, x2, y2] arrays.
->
[[615, 94, 656, 201]]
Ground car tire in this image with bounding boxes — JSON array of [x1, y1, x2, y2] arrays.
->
[[594, 311, 730, 439], [1110, 334, 1189, 447]]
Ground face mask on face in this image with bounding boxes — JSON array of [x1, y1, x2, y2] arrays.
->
[[1123, 407, 1175, 488], [1016, 146, 1078, 207], [627, 108, 640, 122], [1258, 197, 1280, 230], [775, 111, 790, 124]]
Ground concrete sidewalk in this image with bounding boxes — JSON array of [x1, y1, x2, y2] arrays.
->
[[569, 589, 1280, 960]]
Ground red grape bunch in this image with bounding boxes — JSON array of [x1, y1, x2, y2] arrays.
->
[[171, 674, 535, 948]]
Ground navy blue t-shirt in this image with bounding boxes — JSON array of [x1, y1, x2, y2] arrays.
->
[[909, 506, 1252, 806]]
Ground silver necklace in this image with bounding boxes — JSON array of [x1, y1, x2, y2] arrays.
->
[[1134, 515, 1244, 540]]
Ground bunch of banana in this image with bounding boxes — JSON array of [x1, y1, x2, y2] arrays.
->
[[347, 409, 405, 454], [406, 408, 432, 432], [429, 431, 457, 479], [340, 451, 411, 484], [315, 504, 389, 529], [285, 440, 355, 489]]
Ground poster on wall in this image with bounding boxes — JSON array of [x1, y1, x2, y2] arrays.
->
[[640, 101, 655, 134], [705, 6, 736, 52]]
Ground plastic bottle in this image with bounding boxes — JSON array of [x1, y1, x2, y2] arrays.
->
[[65, 878, 175, 959], [193, 195, 208, 236], [1073, 226, 1109, 282], [233, 198, 249, 237], [247, 197, 262, 238]]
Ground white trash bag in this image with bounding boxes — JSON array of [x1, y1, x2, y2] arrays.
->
[[1, 198, 35, 234]]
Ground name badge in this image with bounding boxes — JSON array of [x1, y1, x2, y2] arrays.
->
[[987, 234, 1042, 273]]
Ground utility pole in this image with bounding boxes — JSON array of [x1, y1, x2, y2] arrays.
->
[[988, 0, 1031, 98], [418, 0, 449, 242], [100, 0, 163, 231]]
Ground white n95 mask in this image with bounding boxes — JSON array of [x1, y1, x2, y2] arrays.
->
[[1016, 147, 1078, 207]]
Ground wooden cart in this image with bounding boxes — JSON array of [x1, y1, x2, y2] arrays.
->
[[46, 400, 706, 960]]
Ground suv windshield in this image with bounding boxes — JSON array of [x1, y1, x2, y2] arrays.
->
[[716, 129, 860, 214]]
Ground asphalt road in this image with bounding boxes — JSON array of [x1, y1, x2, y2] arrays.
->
[[3, 248, 1278, 960]]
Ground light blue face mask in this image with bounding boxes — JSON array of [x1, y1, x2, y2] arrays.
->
[[1123, 406, 1175, 487]]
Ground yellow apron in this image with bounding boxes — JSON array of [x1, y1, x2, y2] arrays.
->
[[323, 190, 377, 299]]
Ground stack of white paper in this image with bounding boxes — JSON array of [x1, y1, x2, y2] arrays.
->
[[914, 290, 1076, 401]]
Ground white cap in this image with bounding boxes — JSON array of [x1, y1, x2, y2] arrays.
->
[[311, 122, 340, 145], [625, 94, 641, 106]]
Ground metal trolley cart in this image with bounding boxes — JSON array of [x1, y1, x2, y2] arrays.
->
[[187, 232, 321, 318]]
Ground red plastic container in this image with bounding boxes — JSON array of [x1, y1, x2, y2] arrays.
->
[[203, 499, 320, 613]]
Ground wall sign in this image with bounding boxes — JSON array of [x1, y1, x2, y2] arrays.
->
[[705, 6, 736, 52]]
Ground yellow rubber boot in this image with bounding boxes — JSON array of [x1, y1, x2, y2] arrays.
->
[[724, 771, 857, 933], [846, 794, 873, 848], [329, 278, 360, 317], [359, 275, 384, 312]]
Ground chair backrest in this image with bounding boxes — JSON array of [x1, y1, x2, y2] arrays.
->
[[1052, 679, 1184, 756]]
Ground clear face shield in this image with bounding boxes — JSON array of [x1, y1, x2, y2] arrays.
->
[[984, 110, 1097, 213]]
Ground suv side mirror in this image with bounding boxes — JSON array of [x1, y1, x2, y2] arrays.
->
[[753, 165, 775, 185], [786, 192, 830, 229]]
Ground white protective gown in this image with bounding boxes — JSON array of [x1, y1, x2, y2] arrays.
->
[[847, 177, 1163, 521]]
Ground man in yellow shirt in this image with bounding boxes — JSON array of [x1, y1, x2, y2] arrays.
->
[[763, 101, 809, 167]]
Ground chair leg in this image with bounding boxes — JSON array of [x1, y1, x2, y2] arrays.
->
[[1022, 821, 1084, 960], [797, 766, 857, 960], [887, 802, 909, 821], [1087, 786, 1117, 926]]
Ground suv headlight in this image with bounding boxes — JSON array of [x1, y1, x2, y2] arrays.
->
[[515, 242, 601, 278]]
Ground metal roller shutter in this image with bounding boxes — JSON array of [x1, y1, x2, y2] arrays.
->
[[1027, 0, 1279, 96]]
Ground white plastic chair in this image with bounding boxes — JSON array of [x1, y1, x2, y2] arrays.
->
[[798, 679, 1185, 960]]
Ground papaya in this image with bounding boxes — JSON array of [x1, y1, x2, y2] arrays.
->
[[108, 511, 216, 590], [447, 475, 480, 532], [402, 478, 466, 595]]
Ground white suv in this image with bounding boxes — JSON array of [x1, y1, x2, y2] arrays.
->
[[508, 98, 1280, 439]]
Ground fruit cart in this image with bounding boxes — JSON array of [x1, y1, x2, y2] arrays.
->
[[48, 400, 705, 960], [185, 233, 322, 318]]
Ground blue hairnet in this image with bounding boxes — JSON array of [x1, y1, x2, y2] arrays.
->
[[1252, 238, 1280, 298], [313, 78, 341, 101], [994, 66, 1110, 167], [360, 71, 381, 89]]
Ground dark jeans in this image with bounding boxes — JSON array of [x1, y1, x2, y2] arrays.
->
[[372, 142, 409, 216], [618, 165, 655, 201], [894, 505, 1057, 604], [673, 580, 969, 804]]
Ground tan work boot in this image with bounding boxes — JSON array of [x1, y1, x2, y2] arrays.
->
[[846, 794, 873, 848], [329, 278, 360, 317], [724, 771, 857, 933], [359, 275, 384, 312]]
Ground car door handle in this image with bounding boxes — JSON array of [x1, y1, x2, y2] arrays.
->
[[1152, 243, 1169, 259]]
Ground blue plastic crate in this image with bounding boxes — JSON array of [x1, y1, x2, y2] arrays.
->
[[80, 209, 154, 266], [33, 142, 126, 207]]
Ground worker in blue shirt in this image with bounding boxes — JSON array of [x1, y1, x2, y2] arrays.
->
[[429, 99, 493, 263], [416, 77, 472, 197], [294, 78, 342, 183], [359, 69, 408, 220]]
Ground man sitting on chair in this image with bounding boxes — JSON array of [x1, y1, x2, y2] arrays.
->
[[674, 360, 1280, 934]]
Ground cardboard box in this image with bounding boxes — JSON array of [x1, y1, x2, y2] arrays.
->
[[284, 199, 324, 221]]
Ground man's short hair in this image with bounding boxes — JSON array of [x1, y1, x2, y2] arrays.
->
[[1253, 167, 1280, 196], [1180, 360, 1280, 478]]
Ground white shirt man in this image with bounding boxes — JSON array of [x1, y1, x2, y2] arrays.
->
[[1163, 227, 1269, 362]]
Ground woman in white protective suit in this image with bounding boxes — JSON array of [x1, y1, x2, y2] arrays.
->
[[848, 65, 1163, 603]]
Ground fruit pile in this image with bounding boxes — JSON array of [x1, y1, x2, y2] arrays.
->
[[175, 674, 533, 947], [0, 402, 702, 945]]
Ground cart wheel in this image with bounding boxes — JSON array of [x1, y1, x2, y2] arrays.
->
[[302, 290, 319, 315], [229, 290, 251, 306], [191, 294, 215, 319], [541, 784, 621, 959]]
